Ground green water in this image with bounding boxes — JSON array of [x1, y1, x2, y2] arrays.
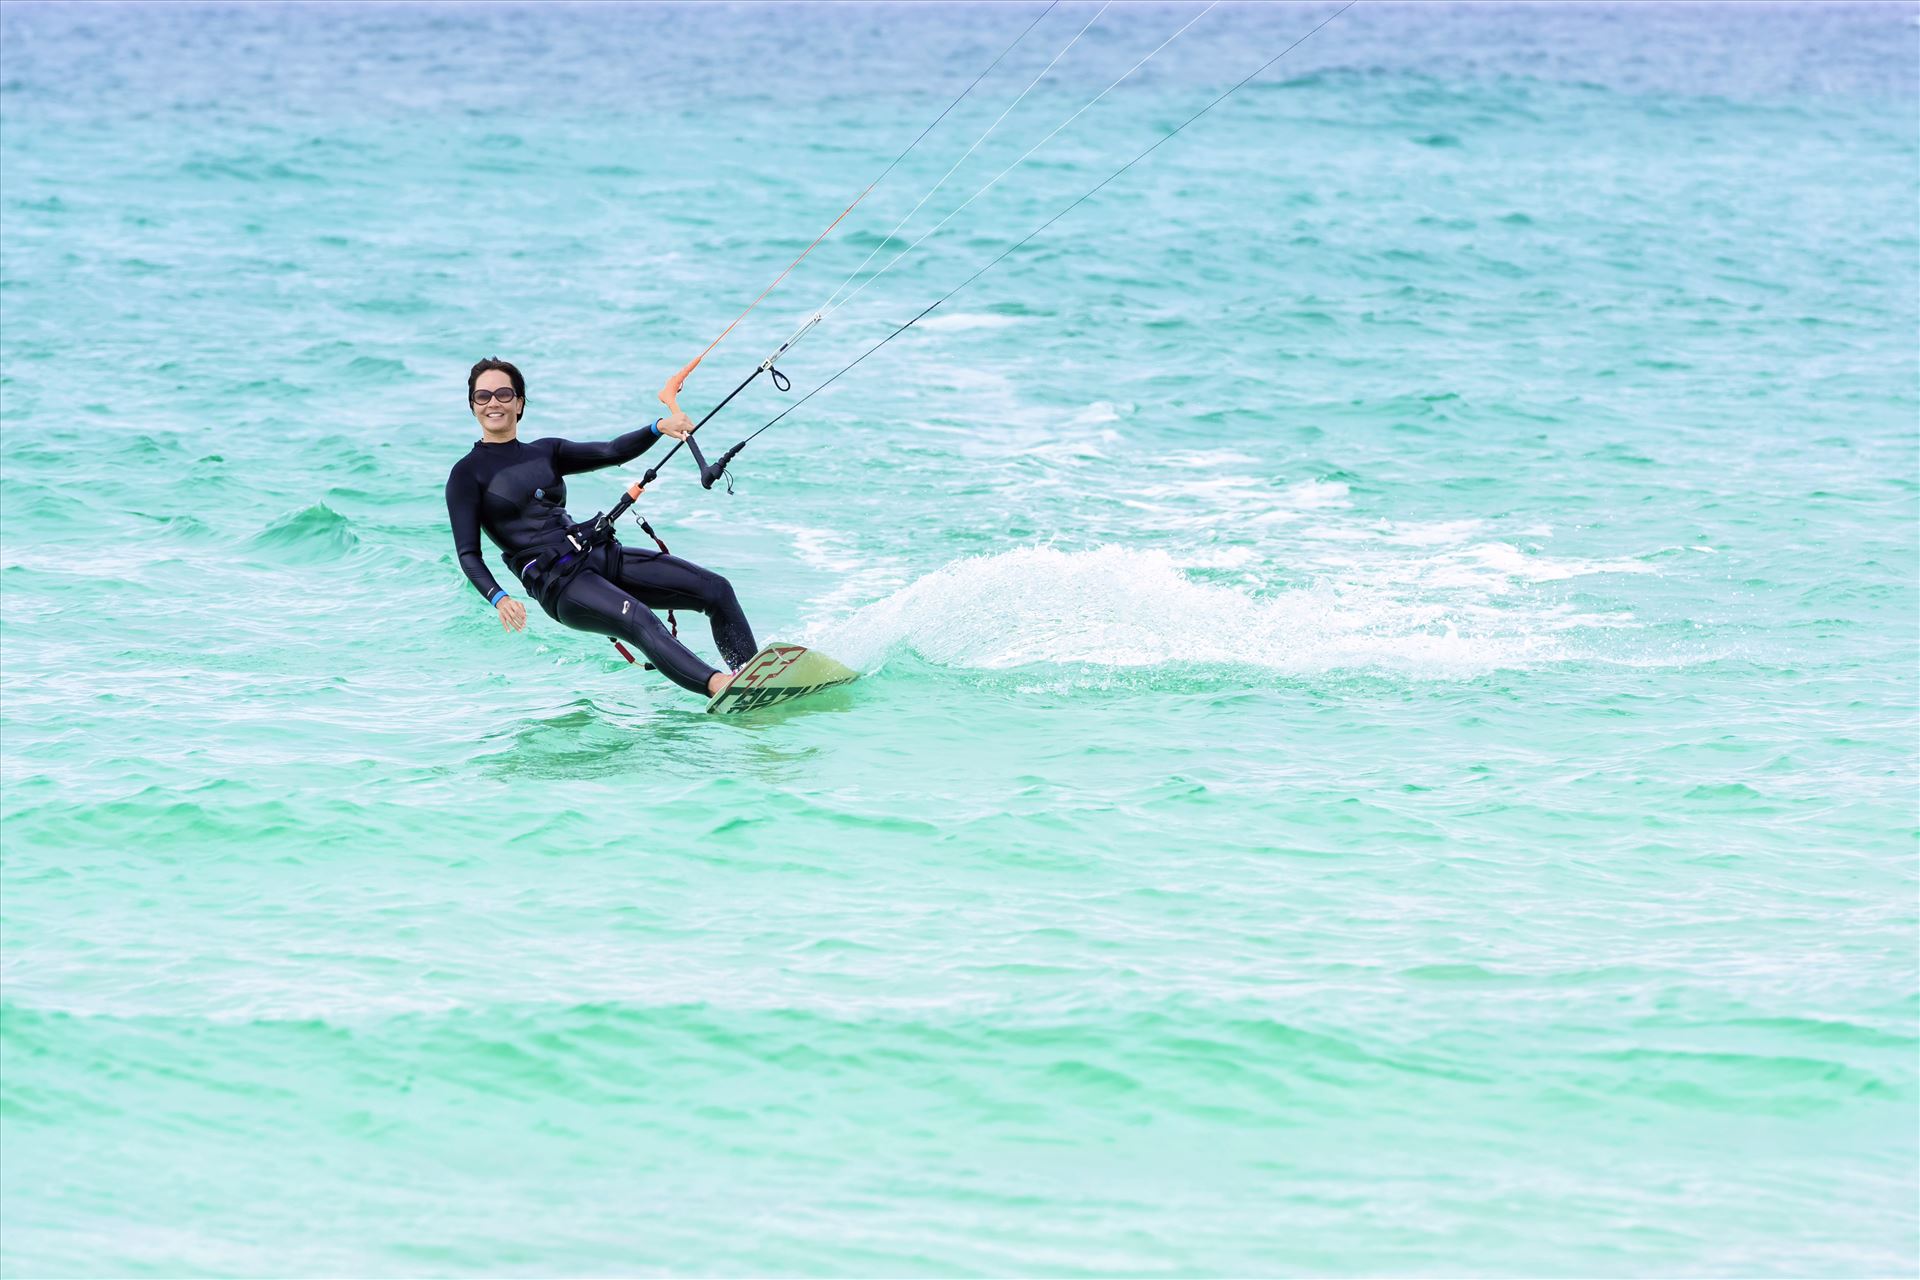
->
[[2, 2, 1916, 1274]]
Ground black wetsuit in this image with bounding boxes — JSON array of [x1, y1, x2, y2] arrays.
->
[[445, 425, 758, 694]]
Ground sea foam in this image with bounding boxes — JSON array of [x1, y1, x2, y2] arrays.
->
[[809, 544, 1583, 677]]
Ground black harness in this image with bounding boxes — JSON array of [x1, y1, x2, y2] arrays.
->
[[514, 509, 680, 641]]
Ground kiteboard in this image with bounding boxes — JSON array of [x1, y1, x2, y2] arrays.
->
[[706, 643, 859, 716]]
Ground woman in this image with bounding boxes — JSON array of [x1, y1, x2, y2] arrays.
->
[[444, 357, 755, 697]]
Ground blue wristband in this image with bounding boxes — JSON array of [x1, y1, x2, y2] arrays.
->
[[649, 418, 662, 436], [488, 588, 507, 606]]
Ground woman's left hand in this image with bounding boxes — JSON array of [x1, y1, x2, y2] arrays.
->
[[658, 410, 694, 440]]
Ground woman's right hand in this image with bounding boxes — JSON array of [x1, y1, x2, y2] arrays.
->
[[497, 597, 527, 632]]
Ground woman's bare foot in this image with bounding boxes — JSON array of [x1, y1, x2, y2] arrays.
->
[[707, 671, 735, 697]]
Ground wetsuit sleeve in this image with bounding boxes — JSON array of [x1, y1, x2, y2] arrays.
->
[[550, 423, 663, 476], [445, 466, 506, 605]]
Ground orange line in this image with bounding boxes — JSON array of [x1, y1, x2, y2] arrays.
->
[[693, 184, 875, 364]]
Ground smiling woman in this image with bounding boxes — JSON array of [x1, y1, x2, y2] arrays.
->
[[443, 357, 757, 697]]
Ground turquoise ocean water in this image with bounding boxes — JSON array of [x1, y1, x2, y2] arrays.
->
[[2, 2, 1916, 1274]]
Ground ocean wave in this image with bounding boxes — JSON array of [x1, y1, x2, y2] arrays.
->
[[249, 504, 360, 562], [915, 312, 1023, 333]]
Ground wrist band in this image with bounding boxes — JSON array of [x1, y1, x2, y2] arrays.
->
[[649, 418, 662, 436], [489, 588, 507, 606]]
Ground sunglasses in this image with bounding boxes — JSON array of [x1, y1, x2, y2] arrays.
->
[[472, 388, 521, 404]]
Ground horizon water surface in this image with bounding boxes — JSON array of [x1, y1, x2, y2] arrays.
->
[[1, 3, 1917, 1276]]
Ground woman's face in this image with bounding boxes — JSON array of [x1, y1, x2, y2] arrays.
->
[[471, 370, 522, 437]]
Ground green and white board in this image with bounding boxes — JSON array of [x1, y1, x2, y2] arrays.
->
[[706, 643, 860, 715]]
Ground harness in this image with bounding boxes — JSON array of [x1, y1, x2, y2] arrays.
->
[[514, 502, 681, 663]]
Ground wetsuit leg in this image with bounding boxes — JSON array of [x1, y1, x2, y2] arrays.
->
[[607, 547, 759, 670], [551, 571, 718, 695]]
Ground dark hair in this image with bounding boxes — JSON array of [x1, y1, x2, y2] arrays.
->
[[467, 357, 526, 413]]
